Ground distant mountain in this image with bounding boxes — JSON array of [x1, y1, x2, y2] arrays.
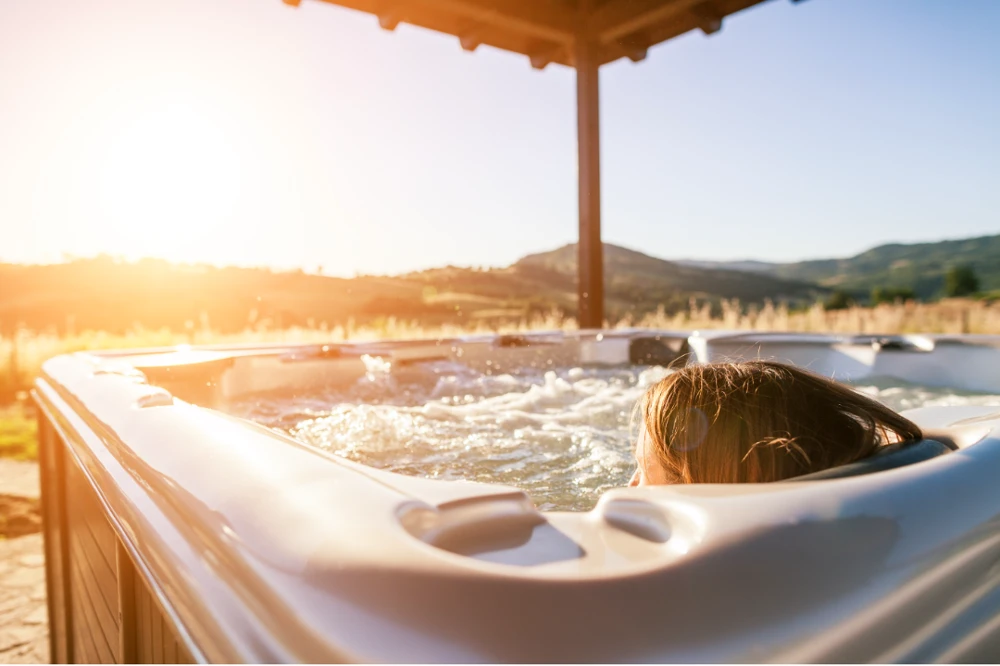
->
[[678, 234, 1000, 299]]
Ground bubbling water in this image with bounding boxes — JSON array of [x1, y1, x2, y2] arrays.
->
[[855, 378, 1000, 411], [228, 362, 1000, 512]]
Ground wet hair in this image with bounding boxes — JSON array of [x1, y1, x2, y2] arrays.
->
[[637, 360, 923, 484]]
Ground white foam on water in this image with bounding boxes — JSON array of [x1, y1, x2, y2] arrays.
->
[[228, 364, 1000, 512], [854, 377, 1000, 412], [232, 364, 671, 511]]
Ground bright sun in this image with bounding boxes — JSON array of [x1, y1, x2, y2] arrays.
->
[[98, 101, 244, 263]]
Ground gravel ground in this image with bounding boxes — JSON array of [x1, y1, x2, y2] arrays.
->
[[0, 461, 47, 664]]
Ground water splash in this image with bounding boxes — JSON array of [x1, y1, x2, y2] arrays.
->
[[231, 365, 670, 511], [227, 366, 1000, 512]]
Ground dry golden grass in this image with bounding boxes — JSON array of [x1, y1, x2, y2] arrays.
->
[[4, 298, 1000, 400], [629, 298, 1000, 335]]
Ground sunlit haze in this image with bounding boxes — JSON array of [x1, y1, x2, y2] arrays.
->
[[1, 0, 998, 276]]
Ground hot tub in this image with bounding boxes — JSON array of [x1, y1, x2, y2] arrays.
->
[[33, 330, 1000, 662]]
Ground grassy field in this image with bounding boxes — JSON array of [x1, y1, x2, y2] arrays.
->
[[3, 297, 1000, 461], [0, 404, 37, 461]]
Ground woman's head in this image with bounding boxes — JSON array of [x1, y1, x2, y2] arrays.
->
[[630, 360, 923, 485]]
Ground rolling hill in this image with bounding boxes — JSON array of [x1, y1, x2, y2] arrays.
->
[[0, 244, 824, 335], [511, 244, 824, 315], [4, 233, 996, 335], [678, 234, 1000, 299]]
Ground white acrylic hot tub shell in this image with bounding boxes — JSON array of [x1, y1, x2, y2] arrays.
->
[[33, 330, 1000, 663]]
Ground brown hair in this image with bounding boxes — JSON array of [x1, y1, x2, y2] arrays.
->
[[637, 360, 923, 484]]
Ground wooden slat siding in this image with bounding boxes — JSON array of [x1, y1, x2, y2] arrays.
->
[[83, 510, 117, 575], [163, 635, 176, 664], [68, 594, 91, 664], [66, 465, 116, 586], [136, 577, 150, 663], [69, 555, 116, 663], [70, 614, 97, 664], [69, 523, 117, 614], [69, 569, 103, 663], [70, 571, 106, 665], [75, 495, 115, 572], [178, 639, 194, 663], [68, 538, 118, 650], [138, 574, 152, 663], [144, 581, 153, 662], [65, 463, 118, 597], [64, 461, 120, 663], [116, 540, 138, 664], [39, 416, 74, 664], [66, 504, 118, 658], [152, 596, 163, 663], [132, 572, 195, 664], [44, 412, 196, 665]]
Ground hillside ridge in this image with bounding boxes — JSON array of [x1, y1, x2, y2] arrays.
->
[[2, 232, 996, 334], [676, 233, 1000, 297]]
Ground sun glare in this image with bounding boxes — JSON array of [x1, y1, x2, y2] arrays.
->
[[98, 102, 243, 263]]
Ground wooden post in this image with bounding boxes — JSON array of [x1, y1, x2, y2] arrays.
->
[[575, 2, 603, 329], [37, 412, 74, 664]]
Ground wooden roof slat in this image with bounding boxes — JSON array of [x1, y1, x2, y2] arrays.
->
[[594, 0, 772, 64], [590, 0, 704, 45], [306, 0, 576, 45], [420, 0, 576, 44], [299, 0, 776, 67]]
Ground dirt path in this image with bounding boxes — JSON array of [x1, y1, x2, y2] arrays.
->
[[0, 460, 47, 663]]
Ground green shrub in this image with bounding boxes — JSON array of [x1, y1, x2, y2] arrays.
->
[[945, 265, 980, 297], [871, 286, 917, 305], [824, 290, 855, 311]]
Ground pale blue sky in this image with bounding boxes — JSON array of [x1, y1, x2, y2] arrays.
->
[[0, 0, 997, 275]]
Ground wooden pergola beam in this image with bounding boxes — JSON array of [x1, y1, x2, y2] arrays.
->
[[590, 0, 707, 45], [426, 0, 574, 44], [374, 0, 576, 45]]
